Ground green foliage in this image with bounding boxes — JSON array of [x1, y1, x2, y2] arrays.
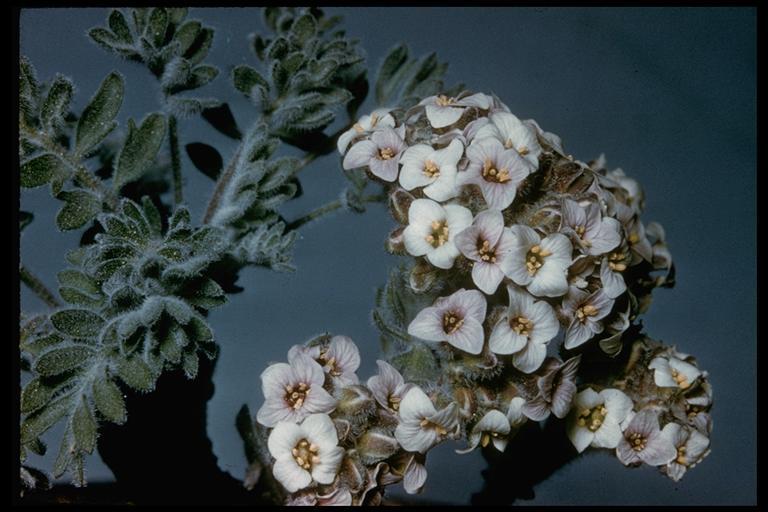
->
[[113, 113, 167, 190], [75, 72, 124, 157]]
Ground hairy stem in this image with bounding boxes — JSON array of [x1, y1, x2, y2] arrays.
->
[[285, 194, 384, 231], [168, 115, 183, 206], [20, 265, 60, 309], [202, 143, 243, 225]]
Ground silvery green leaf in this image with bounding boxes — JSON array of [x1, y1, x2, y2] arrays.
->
[[20, 56, 39, 123], [166, 96, 221, 119], [21, 377, 55, 414], [131, 8, 149, 35], [21, 332, 64, 358], [113, 113, 166, 190], [55, 189, 102, 231], [108, 10, 133, 43], [20, 153, 69, 189], [40, 75, 74, 132], [88, 28, 138, 58], [232, 64, 269, 96], [147, 7, 169, 47], [141, 197, 163, 237], [117, 356, 156, 392], [182, 351, 199, 379], [50, 309, 105, 338], [166, 7, 188, 25], [75, 72, 124, 156], [290, 14, 316, 45], [92, 377, 127, 424], [173, 20, 201, 55], [21, 394, 75, 444], [185, 316, 213, 343], [72, 398, 97, 454], [58, 269, 100, 296], [185, 27, 213, 65], [160, 57, 191, 91]]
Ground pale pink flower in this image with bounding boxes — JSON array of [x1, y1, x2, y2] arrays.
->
[[342, 127, 406, 182], [337, 108, 396, 154], [648, 355, 702, 391], [419, 92, 492, 128], [561, 288, 615, 349], [256, 353, 337, 427], [267, 413, 345, 493], [366, 360, 413, 414], [402, 199, 473, 269], [407, 288, 487, 355], [659, 422, 711, 482], [504, 225, 572, 298], [398, 138, 464, 201], [472, 111, 542, 170], [616, 408, 677, 467], [460, 137, 530, 210], [394, 386, 459, 454], [456, 409, 511, 454], [453, 209, 516, 294], [559, 198, 622, 256], [522, 356, 581, 421], [567, 387, 633, 453]]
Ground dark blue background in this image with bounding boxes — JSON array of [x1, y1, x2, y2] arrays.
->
[[20, 7, 756, 505]]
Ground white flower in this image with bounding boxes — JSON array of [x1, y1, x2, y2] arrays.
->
[[453, 209, 516, 294], [407, 288, 487, 355], [612, 200, 653, 265], [288, 336, 360, 387], [523, 118, 565, 155], [337, 108, 396, 154], [456, 409, 511, 454], [402, 199, 473, 269], [419, 92, 492, 128], [600, 245, 630, 299], [659, 422, 711, 482], [342, 127, 406, 182], [648, 355, 702, 390], [567, 387, 633, 453], [504, 225, 572, 298], [267, 414, 345, 493], [256, 353, 337, 427], [394, 386, 459, 454], [506, 396, 528, 429], [460, 137, 530, 210], [472, 111, 542, 170], [488, 284, 559, 373], [398, 138, 464, 201], [561, 288, 615, 349], [616, 408, 677, 467], [402, 454, 428, 494], [560, 198, 622, 256], [367, 360, 413, 413]]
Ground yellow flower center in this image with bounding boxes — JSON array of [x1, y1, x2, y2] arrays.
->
[[628, 432, 647, 452], [419, 417, 448, 436], [511, 315, 533, 336], [575, 304, 599, 323], [317, 350, 342, 377], [423, 159, 440, 178], [577, 405, 608, 432], [482, 158, 511, 183], [676, 445, 688, 465], [291, 438, 320, 471], [378, 147, 395, 160], [436, 94, 455, 107], [608, 250, 628, 272], [478, 239, 497, 263], [525, 244, 551, 275], [425, 220, 449, 248], [670, 368, 690, 389], [388, 395, 401, 411], [285, 382, 309, 410], [443, 311, 464, 334]]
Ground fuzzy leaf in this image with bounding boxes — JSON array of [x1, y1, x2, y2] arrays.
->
[[375, 44, 410, 105], [290, 14, 316, 45], [166, 96, 221, 119], [117, 356, 156, 392], [92, 377, 126, 424], [21, 394, 75, 444], [108, 10, 133, 43], [182, 351, 199, 379], [21, 377, 54, 414], [232, 64, 269, 96], [40, 75, 74, 132], [113, 113, 166, 189], [147, 7, 169, 47], [20, 153, 69, 189], [34, 345, 97, 376], [55, 190, 102, 231], [185, 142, 223, 180], [173, 20, 201, 55], [72, 398, 98, 454], [186, 28, 213, 65], [50, 309, 105, 338], [75, 72, 124, 156]]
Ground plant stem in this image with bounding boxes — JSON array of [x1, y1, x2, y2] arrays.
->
[[168, 115, 183, 206], [202, 143, 242, 225], [285, 194, 384, 231], [20, 265, 60, 309]]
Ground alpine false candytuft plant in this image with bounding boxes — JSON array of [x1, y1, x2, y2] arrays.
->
[[19, 6, 715, 506]]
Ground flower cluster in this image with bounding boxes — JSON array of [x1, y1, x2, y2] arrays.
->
[[255, 335, 466, 504]]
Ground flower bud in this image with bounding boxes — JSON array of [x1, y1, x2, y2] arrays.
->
[[453, 386, 477, 420], [385, 227, 406, 255], [388, 187, 414, 224], [357, 429, 400, 464], [336, 384, 376, 418], [409, 259, 439, 293]]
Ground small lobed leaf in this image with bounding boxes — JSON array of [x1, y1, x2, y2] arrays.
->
[[20, 153, 69, 189], [93, 377, 127, 424], [40, 75, 74, 132], [50, 309, 105, 338], [113, 113, 166, 190], [232, 65, 269, 96], [55, 189, 102, 231], [186, 27, 213, 65], [108, 10, 133, 43], [173, 20, 201, 55], [75, 72, 124, 156], [290, 14, 316, 45]]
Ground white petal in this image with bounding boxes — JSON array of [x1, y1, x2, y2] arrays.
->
[[328, 335, 361, 374], [540, 233, 573, 266], [506, 282, 534, 315], [267, 421, 304, 458], [300, 413, 338, 446], [600, 258, 627, 299], [342, 140, 376, 169], [564, 320, 593, 349], [407, 306, 446, 341], [453, 288, 487, 321], [337, 127, 357, 154], [273, 455, 312, 493], [507, 396, 528, 427], [473, 208, 505, 246], [669, 358, 702, 384], [446, 316, 485, 354], [444, 204, 473, 232], [454, 226, 482, 261], [573, 387, 603, 410], [567, 423, 594, 453], [601, 389, 633, 424], [427, 242, 460, 269], [398, 387, 436, 423], [475, 409, 511, 435], [256, 398, 291, 428], [478, 179, 517, 210], [403, 458, 428, 494], [649, 357, 677, 387], [424, 167, 459, 201], [513, 341, 547, 373], [403, 224, 433, 257], [488, 317, 526, 355], [591, 417, 623, 448], [261, 362, 295, 400], [303, 386, 338, 415], [426, 105, 464, 128], [408, 198, 444, 225], [472, 261, 505, 295], [395, 422, 437, 454], [528, 262, 569, 298], [369, 157, 399, 182], [588, 217, 622, 255], [291, 353, 325, 386], [399, 162, 435, 191], [312, 446, 344, 484], [528, 301, 559, 344]]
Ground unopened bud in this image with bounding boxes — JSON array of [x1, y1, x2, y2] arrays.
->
[[357, 430, 400, 464], [389, 187, 414, 224], [337, 385, 375, 417], [409, 259, 439, 293], [386, 227, 406, 254], [453, 386, 477, 419]]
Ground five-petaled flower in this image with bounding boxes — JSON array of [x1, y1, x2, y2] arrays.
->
[[256, 353, 337, 427], [559, 198, 622, 256], [561, 288, 615, 349], [472, 111, 542, 170], [343, 126, 407, 182], [403, 199, 473, 269], [460, 137, 531, 210], [267, 413, 345, 493], [454, 209, 516, 294], [407, 288, 487, 355], [398, 138, 464, 201], [505, 225, 573, 298], [567, 387, 633, 453], [488, 284, 559, 373], [337, 108, 396, 154], [616, 408, 677, 467], [394, 386, 459, 454], [289, 335, 362, 388], [367, 360, 414, 414], [419, 92, 492, 129]]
